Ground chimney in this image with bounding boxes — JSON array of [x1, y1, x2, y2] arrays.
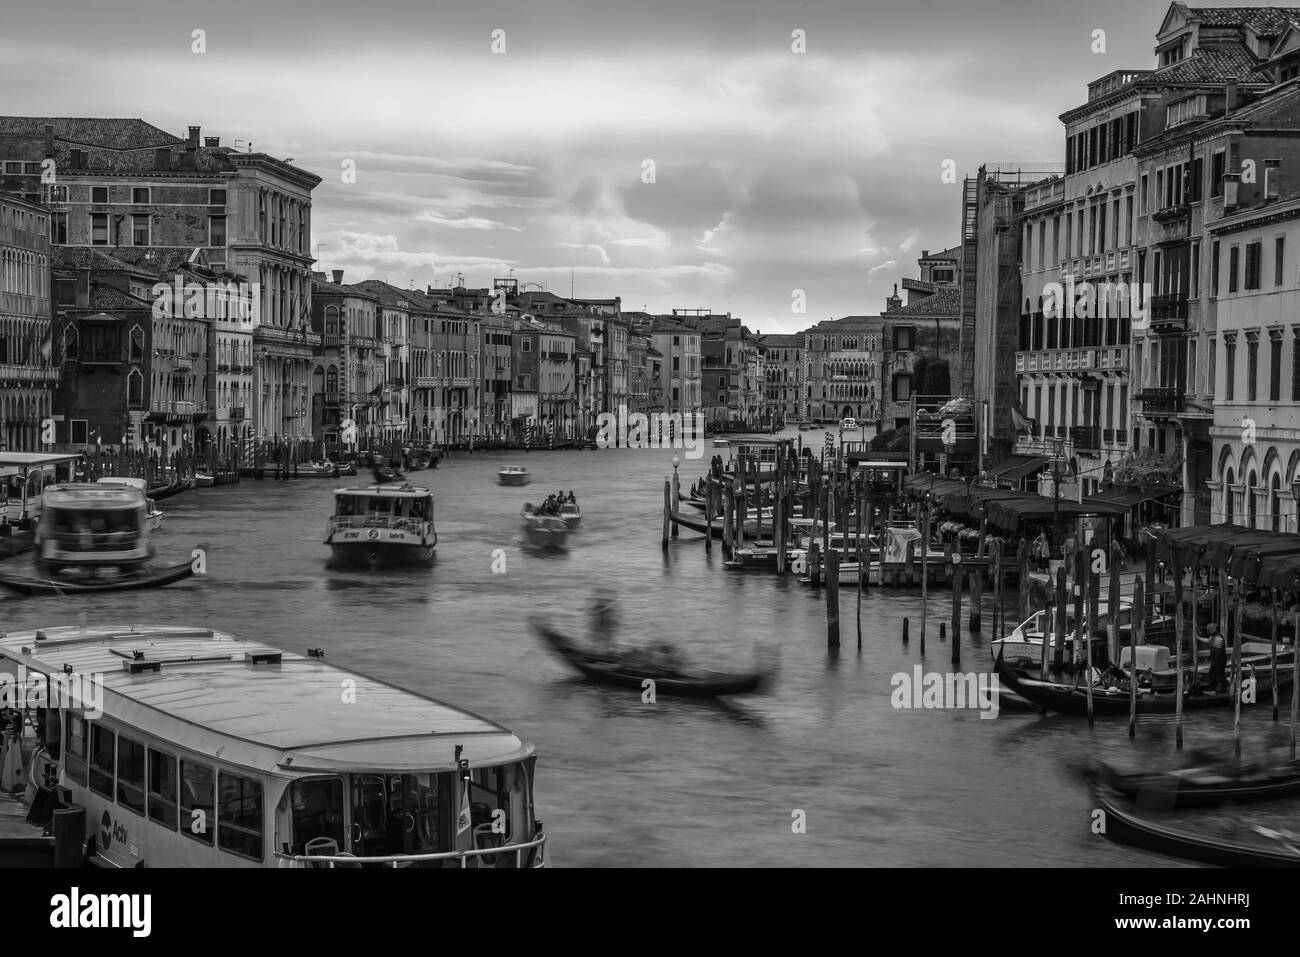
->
[[204, 136, 220, 148], [1225, 79, 1237, 116], [187, 126, 200, 150], [921, 249, 929, 258], [332, 269, 344, 284], [43, 125, 54, 158]]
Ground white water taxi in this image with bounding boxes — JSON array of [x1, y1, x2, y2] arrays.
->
[[33, 484, 155, 573], [97, 477, 163, 531], [4, 623, 548, 868], [325, 484, 437, 568], [991, 599, 1136, 665], [498, 466, 531, 486]]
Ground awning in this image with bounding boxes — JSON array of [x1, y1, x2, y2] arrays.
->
[[989, 455, 1047, 484], [1156, 524, 1300, 588], [1085, 485, 1181, 509]]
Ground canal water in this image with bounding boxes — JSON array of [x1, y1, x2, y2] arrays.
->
[[3, 431, 1285, 866]]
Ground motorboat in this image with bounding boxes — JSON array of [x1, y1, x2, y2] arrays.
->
[[521, 505, 569, 550], [193, 471, 216, 488], [33, 483, 155, 574], [97, 477, 163, 530], [499, 466, 531, 486], [324, 484, 437, 568], [558, 498, 581, 530]]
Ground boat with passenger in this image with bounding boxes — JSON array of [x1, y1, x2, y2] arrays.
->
[[97, 477, 163, 531], [32, 484, 155, 574], [4, 623, 548, 868], [521, 504, 570, 550], [324, 484, 437, 568]]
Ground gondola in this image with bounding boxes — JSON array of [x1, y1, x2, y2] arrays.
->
[[1094, 786, 1300, 867], [530, 619, 770, 698], [147, 478, 193, 502], [993, 649, 1294, 716], [1090, 754, 1300, 810], [0, 559, 197, 596]]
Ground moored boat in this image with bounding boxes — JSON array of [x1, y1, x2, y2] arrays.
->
[[498, 466, 531, 486], [530, 618, 772, 697], [993, 646, 1294, 717], [324, 483, 437, 568], [193, 471, 216, 488], [147, 477, 192, 501], [2, 623, 548, 868]]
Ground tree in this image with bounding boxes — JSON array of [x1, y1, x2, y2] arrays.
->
[[1112, 448, 1181, 487]]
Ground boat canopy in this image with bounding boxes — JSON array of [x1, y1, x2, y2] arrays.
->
[[43, 484, 146, 509]]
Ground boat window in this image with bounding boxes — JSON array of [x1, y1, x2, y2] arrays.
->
[[64, 713, 87, 785], [466, 766, 520, 844], [88, 724, 115, 798], [289, 777, 345, 854], [218, 771, 264, 861], [116, 735, 146, 816], [147, 749, 178, 829], [368, 497, 393, 517], [336, 497, 357, 517], [180, 760, 215, 845]]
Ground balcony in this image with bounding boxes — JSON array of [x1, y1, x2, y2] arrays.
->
[[1135, 388, 1185, 418], [387, 377, 406, 388], [1151, 203, 1189, 223], [1148, 294, 1188, 335], [322, 334, 341, 347], [1069, 425, 1100, 452], [0, 363, 60, 383], [1014, 346, 1128, 376], [322, 392, 341, 407]]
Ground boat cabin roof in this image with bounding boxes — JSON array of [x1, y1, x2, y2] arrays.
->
[[333, 484, 431, 499], [500, 466, 528, 472], [97, 476, 148, 492], [0, 625, 528, 775], [42, 484, 145, 508], [0, 453, 80, 468]]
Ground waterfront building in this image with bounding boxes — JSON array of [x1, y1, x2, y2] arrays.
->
[[311, 270, 381, 452], [802, 316, 880, 425], [758, 333, 803, 423], [0, 191, 55, 452]]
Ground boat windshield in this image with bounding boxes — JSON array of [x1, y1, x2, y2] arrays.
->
[[286, 762, 533, 867], [46, 506, 143, 544]]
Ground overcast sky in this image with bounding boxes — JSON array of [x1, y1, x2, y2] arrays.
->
[[9, 0, 1183, 332]]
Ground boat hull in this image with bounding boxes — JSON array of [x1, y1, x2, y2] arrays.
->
[[1094, 756, 1300, 810], [531, 620, 767, 697], [0, 560, 196, 596], [1094, 786, 1300, 867], [328, 539, 436, 568], [994, 652, 1294, 716], [499, 472, 531, 486], [193, 474, 215, 488]]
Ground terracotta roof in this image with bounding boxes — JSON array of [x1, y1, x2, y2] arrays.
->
[[884, 288, 961, 317], [0, 117, 181, 150], [1186, 6, 1300, 35], [805, 315, 879, 332], [920, 245, 962, 261], [85, 283, 151, 311], [311, 276, 380, 299], [1151, 45, 1265, 83], [52, 247, 151, 273], [759, 333, 804, 346]]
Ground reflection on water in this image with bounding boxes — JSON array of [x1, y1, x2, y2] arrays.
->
[[0, 436, 1271, 866]]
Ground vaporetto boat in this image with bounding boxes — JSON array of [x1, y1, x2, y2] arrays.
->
[[6, 623, 548, 868], [324, 483, 437, 568]]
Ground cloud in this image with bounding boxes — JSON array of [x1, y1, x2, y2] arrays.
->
[[416, 212, 520, 231]]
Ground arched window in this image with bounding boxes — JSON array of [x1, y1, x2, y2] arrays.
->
[[63, 325, 78, 360], [130, 325, 144, 362], [1224, 468, 1235, 523], [1272, 474, 1281, 532], [127, 370, 143, 409], [326, 365, 338, 394]]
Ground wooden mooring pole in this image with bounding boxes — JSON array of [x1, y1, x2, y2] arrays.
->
[[1173, 557, 1185, 750], [950, 558, 962, 666], [661, 480, 671, 550], [1129, 575, 1143, 738]]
